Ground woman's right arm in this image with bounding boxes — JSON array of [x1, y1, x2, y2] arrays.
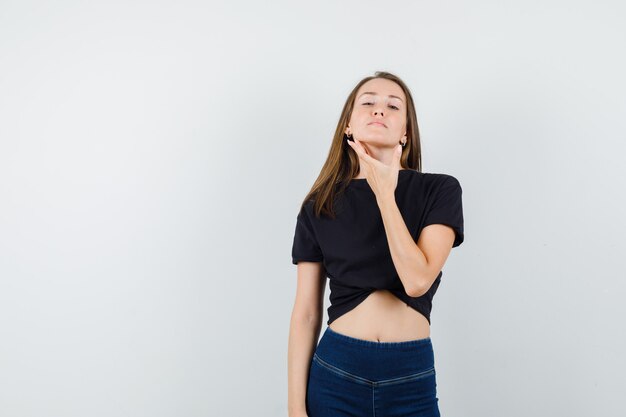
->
[[288, 261, 326, 417]]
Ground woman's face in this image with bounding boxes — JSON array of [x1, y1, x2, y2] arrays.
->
[[346, 78, 407, 146]]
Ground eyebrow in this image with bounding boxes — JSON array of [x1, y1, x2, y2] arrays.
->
[[358, 92, 404, 103]]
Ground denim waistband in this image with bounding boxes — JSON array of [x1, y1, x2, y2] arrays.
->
[[314, 326, 435, 381], [324, 326, 432, 348]]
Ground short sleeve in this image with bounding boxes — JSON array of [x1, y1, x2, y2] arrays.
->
[[423, 175, 464, 248], [291, 204, 324, 264]]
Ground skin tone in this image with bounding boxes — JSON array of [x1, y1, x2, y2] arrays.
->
[[345, 77, 408, 198], [344, 77, 456, 298], [287, 78, 457, 417]]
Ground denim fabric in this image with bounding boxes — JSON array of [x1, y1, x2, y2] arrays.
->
[[306, 326, 440, 417]]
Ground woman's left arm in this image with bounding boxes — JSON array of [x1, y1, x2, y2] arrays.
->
[[377, 195, 455, 297], [346, 137, 456, 297]]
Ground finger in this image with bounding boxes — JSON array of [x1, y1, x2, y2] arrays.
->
[[347, 140, 367, 165], [355, 138, 370, 156], [347, 139, 367, 161], [353, 139, 379, 165], [347, 139, 361, 157]]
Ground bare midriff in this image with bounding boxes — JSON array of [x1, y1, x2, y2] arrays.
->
[[328, 289, 430, 343]]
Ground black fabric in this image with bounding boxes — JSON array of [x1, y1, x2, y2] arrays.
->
[[291, 169, 464, 326]]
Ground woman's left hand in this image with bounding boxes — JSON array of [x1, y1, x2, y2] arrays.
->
[[347, 138, 403, 200]]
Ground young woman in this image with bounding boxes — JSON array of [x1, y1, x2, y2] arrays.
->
[[287, 71, 464, 417]]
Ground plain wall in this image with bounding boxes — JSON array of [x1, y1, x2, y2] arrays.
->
[[1, 0, 625, 416]]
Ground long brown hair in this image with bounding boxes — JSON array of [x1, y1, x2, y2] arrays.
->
[[300, 71, 422, 219]]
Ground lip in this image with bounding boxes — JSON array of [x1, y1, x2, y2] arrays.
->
[[368, 121, 386, 127]]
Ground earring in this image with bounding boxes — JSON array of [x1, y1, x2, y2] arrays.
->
[[400, 140, 407, 147]]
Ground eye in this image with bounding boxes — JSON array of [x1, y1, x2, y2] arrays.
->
[[362, 102, 399, 110]]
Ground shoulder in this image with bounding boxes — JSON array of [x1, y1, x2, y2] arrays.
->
[[298, 198, 315, 217], [422, 172, 461, 188], [298, 198, 324, 223]]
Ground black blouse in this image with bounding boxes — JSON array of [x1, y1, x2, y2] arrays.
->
[[291, 169, 464, 326]]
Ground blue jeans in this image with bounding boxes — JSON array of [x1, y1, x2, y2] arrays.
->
[[306, 326, 441, 417]]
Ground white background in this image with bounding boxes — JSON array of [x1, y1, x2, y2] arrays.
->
[[1, 1, 625, 416]]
